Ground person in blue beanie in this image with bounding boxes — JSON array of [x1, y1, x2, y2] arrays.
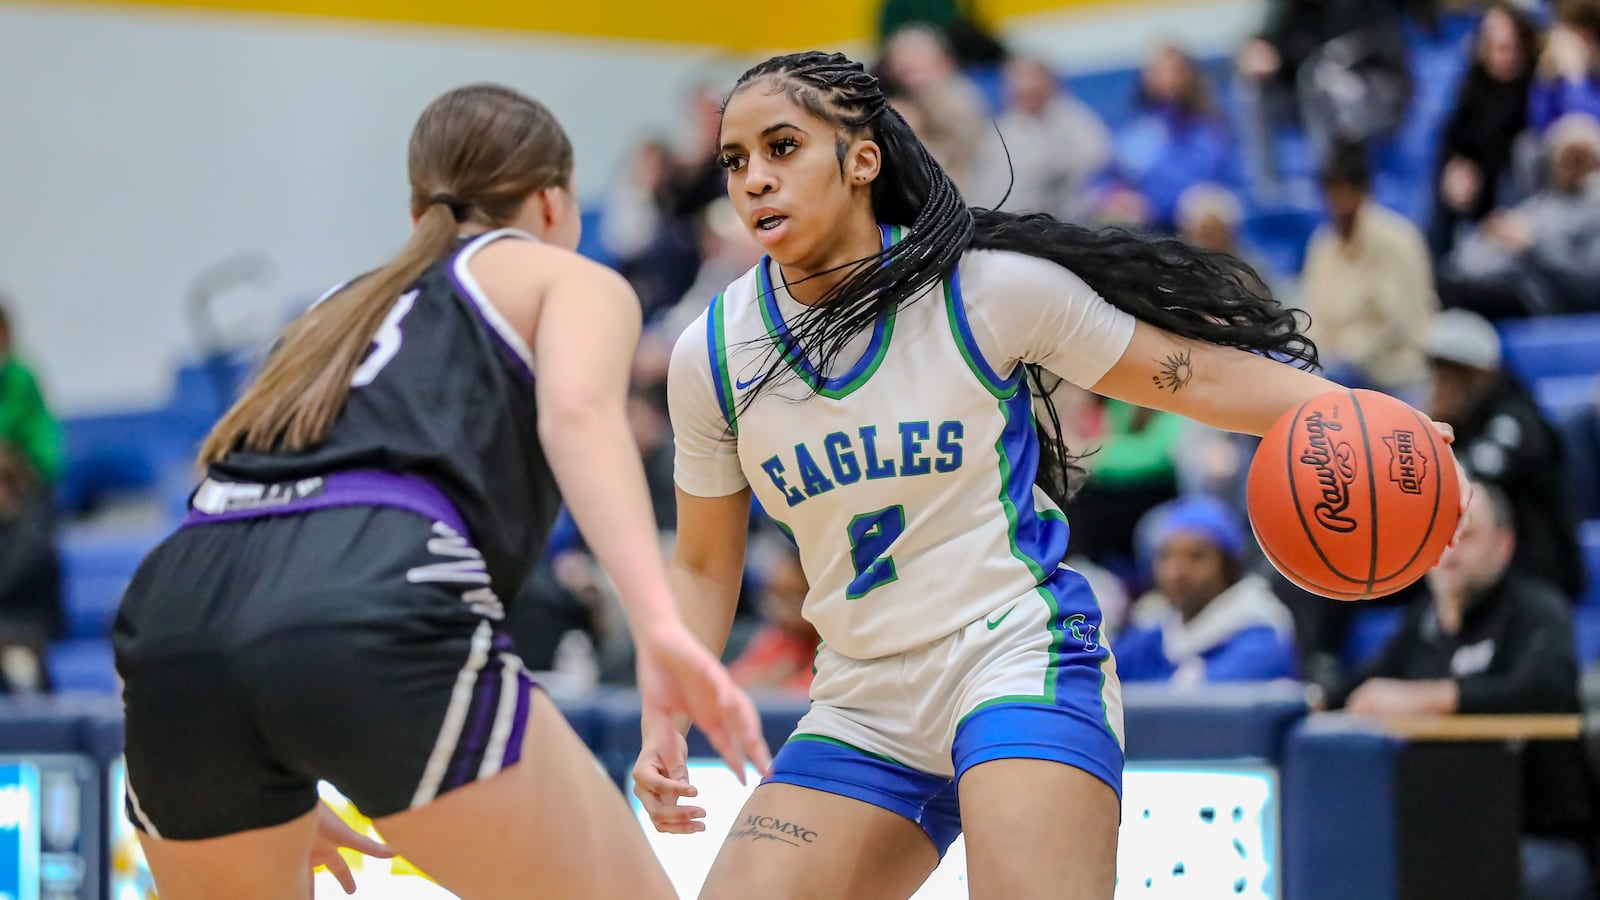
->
[[1113, 496, 1299, 685]]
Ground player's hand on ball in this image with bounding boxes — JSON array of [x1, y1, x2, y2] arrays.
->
[[635, 621, 772, 784], [310, 801, 394, 894], [633, 710, 707, 834], [1430, 419, 1473, 547]]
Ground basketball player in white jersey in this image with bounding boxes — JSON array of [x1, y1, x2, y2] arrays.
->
[[634, 52, 1464, 899]]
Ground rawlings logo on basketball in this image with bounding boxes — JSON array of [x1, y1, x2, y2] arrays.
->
[[1382, 431, 1428, 495], [1300, 411, 1358, 534]]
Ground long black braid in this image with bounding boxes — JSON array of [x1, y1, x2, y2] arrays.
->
[[725, 51, 1316, 507]]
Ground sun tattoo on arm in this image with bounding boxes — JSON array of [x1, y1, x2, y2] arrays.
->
[[1151, 350, 1194, 393]]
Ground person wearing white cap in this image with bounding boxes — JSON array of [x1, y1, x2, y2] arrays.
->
[[1424, 306, 1506, 372], [1425, 309, 1586, 596]]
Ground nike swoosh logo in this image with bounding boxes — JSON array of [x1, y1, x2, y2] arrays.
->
[[734, 372, 764, 390], [986, 604, 1018, 630]]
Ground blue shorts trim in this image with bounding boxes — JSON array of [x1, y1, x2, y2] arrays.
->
[[952, 701, 1124, 800], [764, 737, 963, 856]]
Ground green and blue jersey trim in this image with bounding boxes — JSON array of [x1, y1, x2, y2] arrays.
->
[[755, 224, 902, 400], [941, 285, 1117, 742], [785, 732, 908, 768], [942, 260, 1022, 400], [706, 291, 738, 436]]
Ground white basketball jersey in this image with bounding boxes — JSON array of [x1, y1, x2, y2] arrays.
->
[[671, 227, 1135, 660]]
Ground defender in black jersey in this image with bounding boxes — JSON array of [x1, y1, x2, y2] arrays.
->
[[113, 84, 767, 900]]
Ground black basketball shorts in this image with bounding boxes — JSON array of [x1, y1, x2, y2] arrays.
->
[[113, 504, 537, 840]]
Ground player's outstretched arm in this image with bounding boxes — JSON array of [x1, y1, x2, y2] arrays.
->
[[1088, 319, 1470, 528], [666, 487, 752, 663], [634, 486, 754, 833], [518, 250, 767, 779], [1089, 320, 1344, 437]]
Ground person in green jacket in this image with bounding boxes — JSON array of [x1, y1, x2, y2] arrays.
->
[[0, 301, 61, 486], [1068, 398, 1185, 575]]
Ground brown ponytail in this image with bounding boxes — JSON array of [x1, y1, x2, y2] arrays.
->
[[197, 83, 573, 467]]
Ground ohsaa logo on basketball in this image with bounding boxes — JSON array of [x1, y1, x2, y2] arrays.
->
[[1299, 410, 1358, 534], [1382, 430, 1428, 495]]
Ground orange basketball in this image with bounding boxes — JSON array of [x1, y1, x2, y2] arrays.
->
[[1246, 389, 1460, 601]]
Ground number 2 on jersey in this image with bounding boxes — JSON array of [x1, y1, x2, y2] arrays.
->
[[351, 290, 419, 387], [846, 505, 905, 599]]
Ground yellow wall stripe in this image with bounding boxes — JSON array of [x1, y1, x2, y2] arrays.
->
[[38, 0, 872, 49], [32, 0, 1116, 50]]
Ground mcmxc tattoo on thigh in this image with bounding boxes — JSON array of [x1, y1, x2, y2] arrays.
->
[[726, 815, 819, 847]]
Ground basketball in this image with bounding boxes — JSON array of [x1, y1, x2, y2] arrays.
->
[[1246, 389, 1460, 601]]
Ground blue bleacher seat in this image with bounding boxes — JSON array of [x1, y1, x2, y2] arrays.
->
[[1341, 606, 1407, 671], [1582, 521, 1600, 610], [1243, 208, 1322, 276], [576, 208, 613, 268], [59, 409, 210, 515], [1500, 314, 1600, 382], [968, 63, 1003, 114], [59, 531, 160, 640], [60, 348, 245, 515], [1575, 606, 1600, 664], [46, 639, 118, 695], [1536, 375, 1599, 421], [1561, 408, 1600, 522], [61, 574, 128, 641], [169, 353, 253, 419], [1061, 67, 1144, 125]]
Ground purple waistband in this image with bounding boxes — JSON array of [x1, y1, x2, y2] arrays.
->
[[181, 469, 468, 537]]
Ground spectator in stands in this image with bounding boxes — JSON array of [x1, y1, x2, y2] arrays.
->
[[669, 85, 732, 222], [1333, 481, 1593, 900], [728, 545, 817, 694], [1301, 145, 1438, 395], [1176, 182, 1244, 255], [880, 24, 991, 195], [971, 56, 1111, 221], [0, 300, 60, 486], [599, 88, 728, 322], [653, 199, 766, 344], [599, 139, 672, 265], [1094, 45, 1233, 231], [876, 0, 1005, 66], [1425, 309, 1586, 598], [599, 139, 701, 323], [1234, 0, 1411, 198], [1439, 112, 1600, 319], [0, 446, 60, 695], [1113, 496, 1298, 685], [1431, 2, 1542, 257], [503, 563, 602, 698], [1176, 183, 1275, 288], [1066, 398, 1184, 579], [627, 386, 676, 530], [1530, 0, 1600, 135]]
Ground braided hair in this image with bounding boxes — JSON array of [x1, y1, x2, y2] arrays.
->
[[724, 51, 1315, 507]]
